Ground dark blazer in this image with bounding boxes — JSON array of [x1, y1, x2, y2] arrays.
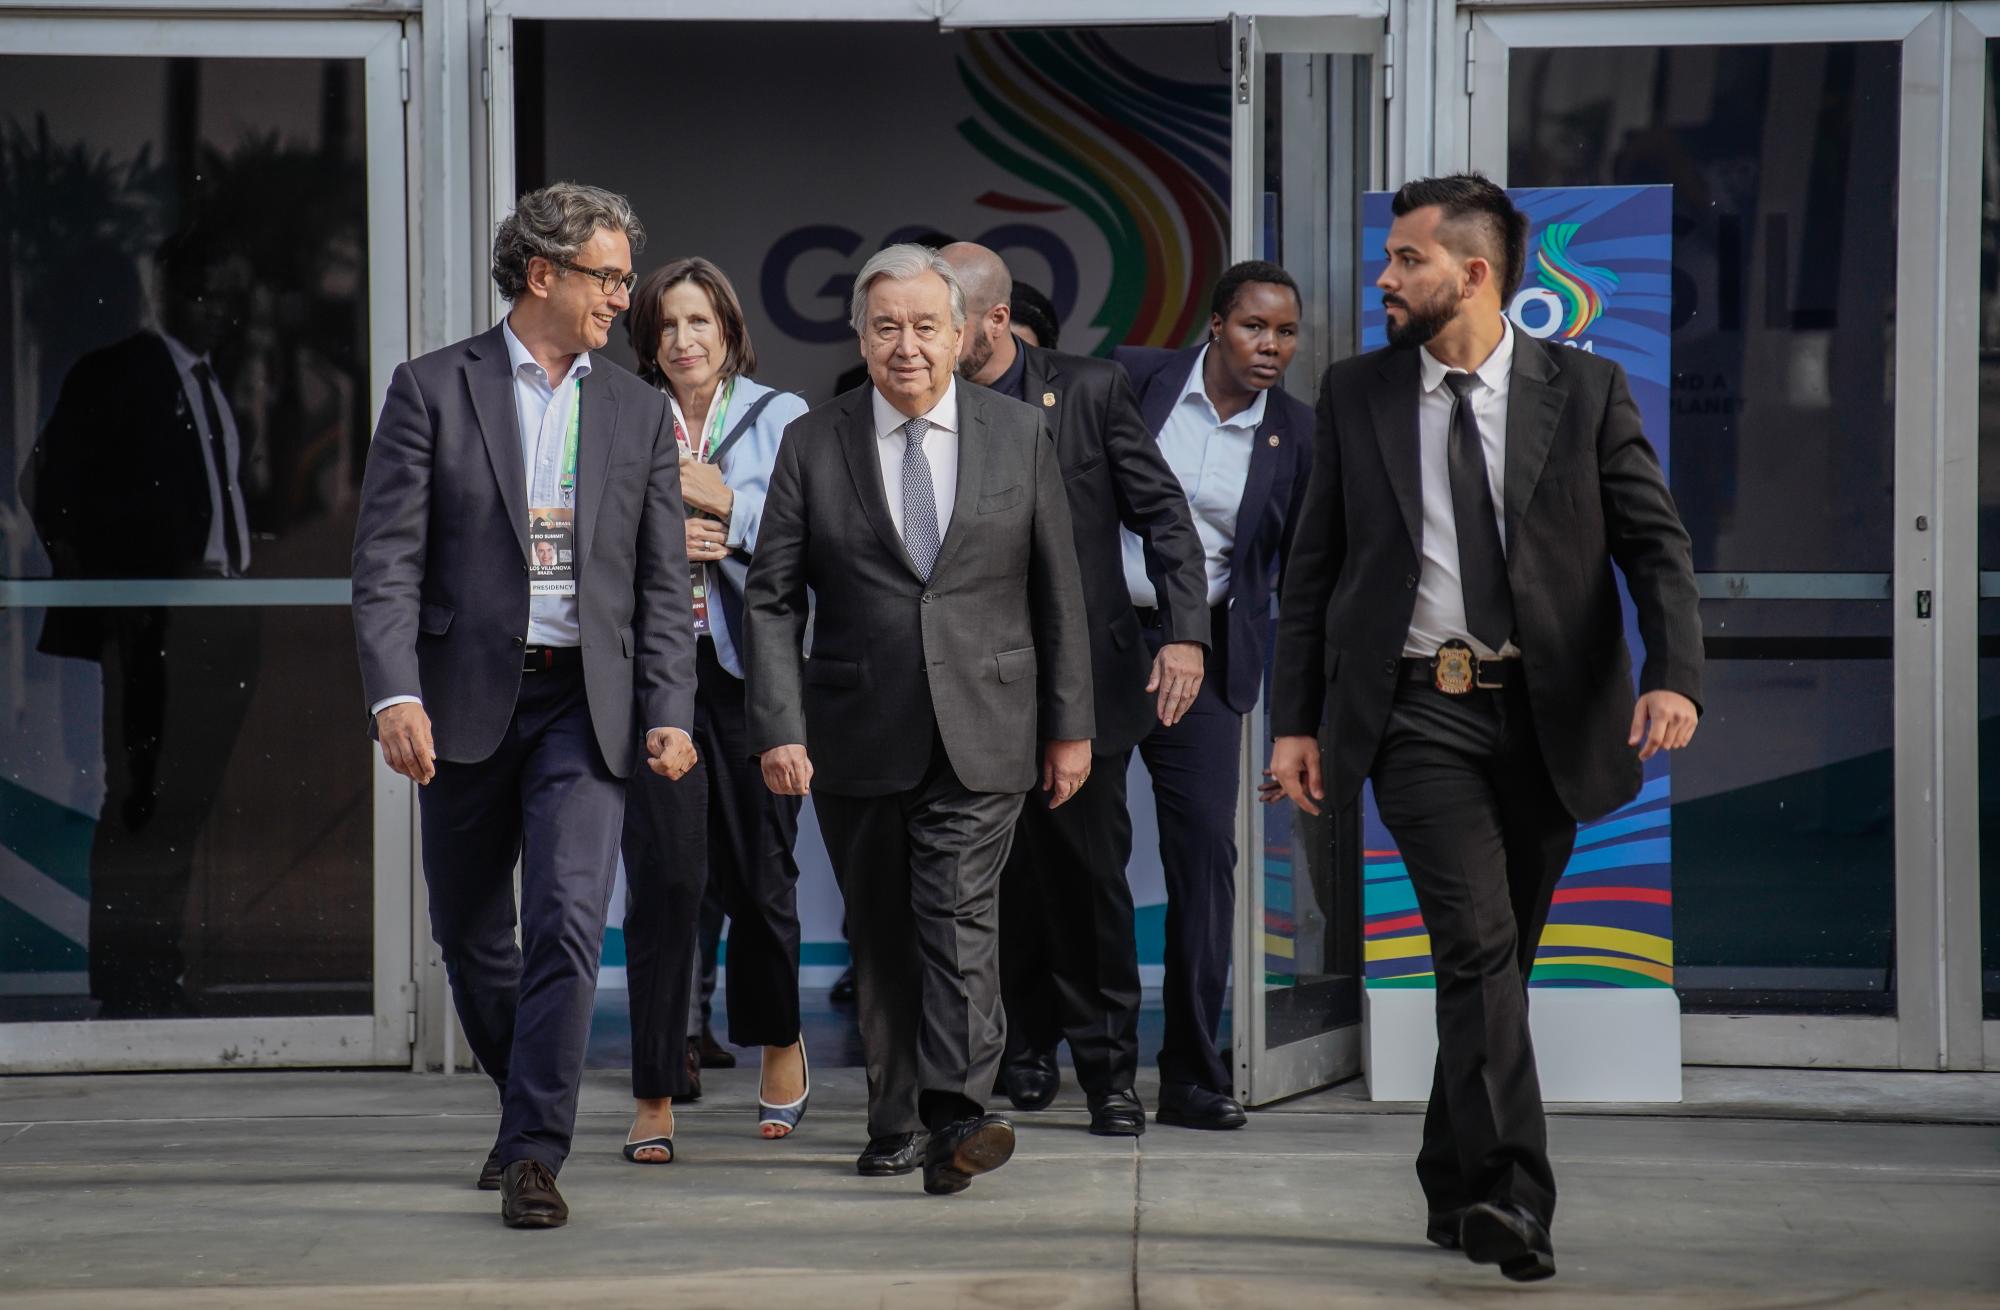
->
[[29, 332, 242, 659], [1113, 344, 1314, 715], [743, 382, 1094, 797], [1270, 335, 1703, 823], [351, 324, 696, 778], [1016, 344, 1208, 756]]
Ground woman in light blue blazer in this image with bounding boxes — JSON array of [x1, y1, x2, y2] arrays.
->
[[618, 258, 811, 1163]]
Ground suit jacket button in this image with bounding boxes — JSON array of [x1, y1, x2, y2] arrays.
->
[[922, 592, 935, 603], [512, 636, 526, 649], [1382, 658, 1396, 673], [1405, 575, 1416, 589]]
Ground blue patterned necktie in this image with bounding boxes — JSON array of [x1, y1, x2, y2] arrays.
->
[[900, 416, 942, 579]]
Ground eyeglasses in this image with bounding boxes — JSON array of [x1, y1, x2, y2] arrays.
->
[[550, 257, 637, 296]]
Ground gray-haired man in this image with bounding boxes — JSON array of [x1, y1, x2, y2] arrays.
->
[[745, 243, 1094, 1194], [353, 183, 698, 1228]]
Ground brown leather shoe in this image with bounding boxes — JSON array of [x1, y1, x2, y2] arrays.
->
[[698, 1023, 737, 1069], [476, 1147, 503, 1191], [681, 1038, 704, 1102], [499, 1160, 568, 1229]]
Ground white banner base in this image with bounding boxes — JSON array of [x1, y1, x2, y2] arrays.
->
[[1364, 986, 1682, 1103]]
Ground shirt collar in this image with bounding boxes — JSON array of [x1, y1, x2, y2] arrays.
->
[[872, 375, 959, 441], [156, 329, 208, 374], [1419, 316, 1514, 395], [1180, 342, 1267, 431], [502, 316, 592, 389], [990, 339, 1029, 401]]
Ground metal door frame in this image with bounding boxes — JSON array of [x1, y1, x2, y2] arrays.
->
[[1462, 2, 1963, 1070], [0, 13, 416, 1072]]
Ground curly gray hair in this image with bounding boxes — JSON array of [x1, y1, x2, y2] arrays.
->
[[849, 243, 966, 337], [491, 182, 646, 302]]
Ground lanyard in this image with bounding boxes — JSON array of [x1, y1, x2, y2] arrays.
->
[[669, 376, 735, 463], [558, 377, 582, 497]]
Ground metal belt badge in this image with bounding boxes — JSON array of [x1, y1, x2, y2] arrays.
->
[[1432, 639, 1477, 695], [528, 508, 576, 596]]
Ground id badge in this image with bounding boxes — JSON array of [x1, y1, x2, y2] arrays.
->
[[690, 563, 710, 635], [528, 508, 577, 596]]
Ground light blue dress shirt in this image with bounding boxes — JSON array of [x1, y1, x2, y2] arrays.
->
[[1121, 343, 1265, 608], [504, 318, 590, 649]]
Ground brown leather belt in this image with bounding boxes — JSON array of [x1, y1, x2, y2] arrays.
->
[[523, 645, 582, 673]]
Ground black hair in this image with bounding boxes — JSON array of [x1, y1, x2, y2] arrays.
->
[[1209, 260, 1301, 322], [1389, 173, 1528, 299], [1009, 280, 1061, 352]]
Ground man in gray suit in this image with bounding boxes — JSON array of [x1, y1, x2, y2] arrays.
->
[[745, 244, 1093, 1196], [352, 183, 698, 1229]]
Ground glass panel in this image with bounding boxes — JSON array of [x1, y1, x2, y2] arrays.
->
[[0, 54, 376, 1021], [1507, 43, 1900, 1014], [1978, 41, 2000, 1022]]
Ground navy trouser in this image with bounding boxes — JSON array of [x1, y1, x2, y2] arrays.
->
[[419, 660, 626, 1174], [1121, 622, 1242, 1097]]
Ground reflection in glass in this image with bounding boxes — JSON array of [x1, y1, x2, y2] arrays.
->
[[0, 56, 375, 1021], [1977, 42, 2000, 1021], [1507, 45, 1900, 1013]]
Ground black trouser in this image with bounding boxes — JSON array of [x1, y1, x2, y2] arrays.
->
[[622, 639, 803, 1100], [814, 730, 1025, 1136], [420, 657, 624, 1174], [997, 757, 1142, 1094], [1368, 675, 1576, 1230], [87, 606, 259, 1016]]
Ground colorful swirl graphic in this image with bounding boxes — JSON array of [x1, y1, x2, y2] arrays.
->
[[1534, 221, 1619, 340], [956, 32, 1229, 352], [1363, 777, 1674, 990]]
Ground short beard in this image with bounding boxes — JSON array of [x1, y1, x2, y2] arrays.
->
[[957, 327, 994, 381], [1383, 289, 1458, 350]]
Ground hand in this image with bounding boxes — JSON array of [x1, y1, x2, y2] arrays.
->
[[685, 516, 731, 564], [376, 702, 437, 785], [1146, 640, 1205, 727], [646, 727, 698, 779], [678, 458, 734, 519], [1042, 739, 1092, 809], [761, 744, 814, 796], [1629, 690, 1698, 761], [1267, 734, 1323, 817]]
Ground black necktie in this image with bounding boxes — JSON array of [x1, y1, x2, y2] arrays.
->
[[1443, 371, 1513, 651], [192, 361, 245, 576]]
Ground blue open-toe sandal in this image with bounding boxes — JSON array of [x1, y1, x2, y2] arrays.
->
[[757, 1041, 810, 1139], [622, 1134, 674, 1164]]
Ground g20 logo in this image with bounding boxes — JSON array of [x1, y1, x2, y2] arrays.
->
[[1509, 222, 1618, 351]]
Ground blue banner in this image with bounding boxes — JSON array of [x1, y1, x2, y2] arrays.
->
[[1358, 185, 1676, 992]]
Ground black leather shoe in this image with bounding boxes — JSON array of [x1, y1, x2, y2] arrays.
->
[[499, 1160, 568, 1229], [1087, 1089, 1146, 1137], [856, 1131, 928, 1176], [998, 1049, 1060, 1111], [680, 1038, 704, 1102], [829, 967, 858, 1006], [1425, 1208, 1465, 1250], [1156, 1084, 1247, 1130], [1459, 1201, 1555, 1282], [921, 1114, 1016, 1195], [697, 1023, 737, 1069], [476, 1147, 503, 1191]]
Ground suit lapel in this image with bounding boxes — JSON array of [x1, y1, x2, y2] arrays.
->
[[927, 386, 989, 581], [1139, 346, 1202, 439], [1368, 349, 1424, 551], [1503, 335, 1567, 543], [463, 326, 530, 563], [837, 390, 926, 581], [1230, 392, 1285, 568], [572, 371, 619, 568], [1023, 346, 1061, 444]]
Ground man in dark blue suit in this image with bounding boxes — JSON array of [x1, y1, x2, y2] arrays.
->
[[1111, 262, 1313, 1129], [352, 184, 698, 1228]]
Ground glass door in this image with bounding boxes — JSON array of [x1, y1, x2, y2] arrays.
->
[[1228, 12, 1382, 1105], [1465, 3, 1950, 1069], [0, 16, 413, 1070]]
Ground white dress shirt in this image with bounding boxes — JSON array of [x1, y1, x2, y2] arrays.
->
[[1121, 343, 1263, 608], [158, 331, 251, 577], [870, 378, 960, 541], [1405, 317, 1520, 660], [369, 319, 592, 718]]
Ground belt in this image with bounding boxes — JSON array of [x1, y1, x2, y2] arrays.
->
[[1400, 644, 1518, 694], [522, 644, 582, 673]]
